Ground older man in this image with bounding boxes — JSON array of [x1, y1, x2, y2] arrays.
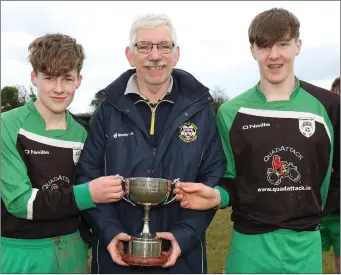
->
[[76, 13, 226, 273]]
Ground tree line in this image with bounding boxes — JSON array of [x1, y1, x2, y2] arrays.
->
[[1, 85, 229, 121]]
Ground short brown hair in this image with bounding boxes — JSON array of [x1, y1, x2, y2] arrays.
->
[[331, 77, 340, 94], [248, 8, 300, 48], [28, 33, 85, 76]]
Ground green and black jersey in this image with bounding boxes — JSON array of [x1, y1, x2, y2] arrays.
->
[[216, 79, 340, 234], [1, 99, 95, 239]]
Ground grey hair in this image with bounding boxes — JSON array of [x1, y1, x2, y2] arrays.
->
[[129, 13, 178, 50]]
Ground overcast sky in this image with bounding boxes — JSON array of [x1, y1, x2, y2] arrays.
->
[[1, 1, 340, 114]]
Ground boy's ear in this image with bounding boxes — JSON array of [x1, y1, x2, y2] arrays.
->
[[31, 71, 38, 87], [76, 75, 83, 89]]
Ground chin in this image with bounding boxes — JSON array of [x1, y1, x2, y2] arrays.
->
[[48, 104, 69, 114], [147, 76, 169, 86], [266, 75, 288, 85]]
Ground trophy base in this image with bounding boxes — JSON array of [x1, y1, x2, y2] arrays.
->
[[121, 253, 167, 266], [122, 236, 167, 266]]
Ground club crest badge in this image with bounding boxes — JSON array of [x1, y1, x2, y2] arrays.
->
[[179, 122, 198, 143], [299, 118, 315, 138], [73, 148, 82, 165]]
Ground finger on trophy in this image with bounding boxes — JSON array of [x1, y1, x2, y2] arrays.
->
[[175, 193, 183, 200]]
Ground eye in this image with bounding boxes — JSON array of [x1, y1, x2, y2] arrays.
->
[[45, 76, 53, 80]]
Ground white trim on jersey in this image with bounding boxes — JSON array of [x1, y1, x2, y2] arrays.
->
[[239, 107, 331, 142], [18, 128, 84, 149], [27, 188, 39, 220]]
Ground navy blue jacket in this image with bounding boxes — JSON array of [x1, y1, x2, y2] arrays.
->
[[76, 69, 226, 274]]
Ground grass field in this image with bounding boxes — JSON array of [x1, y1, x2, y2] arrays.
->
[[206, 208, 337, 273]]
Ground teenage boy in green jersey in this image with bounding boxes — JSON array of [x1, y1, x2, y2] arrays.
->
[[320, 76, 340, 273], [174, 8, 340, 274], [1, 33, 124, 273]]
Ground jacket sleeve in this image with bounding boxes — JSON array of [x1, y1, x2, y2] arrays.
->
[[170, 106, 227, 255], [75, 102, 127, 246], [1, 118, 95, 221]]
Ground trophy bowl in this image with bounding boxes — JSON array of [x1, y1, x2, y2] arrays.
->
[[120, 177, 179, 266], [124, 177, 170, 205]]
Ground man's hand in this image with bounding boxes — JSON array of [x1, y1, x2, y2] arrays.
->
[[173, 182, 221, 210], [156, 232, 181, 268], [89, 175, 124, 203], [107, 233, 131, 266]]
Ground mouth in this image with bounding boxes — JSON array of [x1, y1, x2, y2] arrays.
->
[[51, 97, 67, 102], [145, 65, 167, 71], [268, 64, 283, 70]]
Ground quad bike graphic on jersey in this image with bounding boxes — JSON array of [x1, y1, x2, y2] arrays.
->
[[267, 155, 301, 185]]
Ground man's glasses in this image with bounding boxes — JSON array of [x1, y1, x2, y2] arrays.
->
[[134, 41, 175, 54]]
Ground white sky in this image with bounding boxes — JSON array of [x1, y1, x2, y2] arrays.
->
[[1, 1, 340, 114]]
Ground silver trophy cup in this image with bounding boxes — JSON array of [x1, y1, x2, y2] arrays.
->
[[120, 177, 179, 266]]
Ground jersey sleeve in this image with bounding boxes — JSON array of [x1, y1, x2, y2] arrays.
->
[[214, 104, 238, 208], [1, 117, 95, 220]]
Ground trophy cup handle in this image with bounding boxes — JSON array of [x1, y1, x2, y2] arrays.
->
[[118, 176, 136, 207], [162, 178, 180, 205]]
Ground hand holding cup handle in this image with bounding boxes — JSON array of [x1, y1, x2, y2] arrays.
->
[[162, 178, 180, 205]]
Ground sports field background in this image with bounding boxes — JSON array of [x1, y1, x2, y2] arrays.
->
[[206, 207, 336, 273]]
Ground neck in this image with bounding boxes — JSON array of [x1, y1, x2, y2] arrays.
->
[[259, 74, 297, 102], [136, 77, 171, 104], [34, 100, 67, 130]]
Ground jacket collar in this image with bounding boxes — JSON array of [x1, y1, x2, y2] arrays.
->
[[102, 68, 209, 105]]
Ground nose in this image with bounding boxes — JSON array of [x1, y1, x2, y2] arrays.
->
[[268, 45, 280, 60], [54, 79, 64, 94], [149, 45, 162, 60]]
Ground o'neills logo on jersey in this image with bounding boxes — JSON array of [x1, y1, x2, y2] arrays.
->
[[264, 146, 304, 162], [25, 149, 50, 155], [242, 123, 270, 130]]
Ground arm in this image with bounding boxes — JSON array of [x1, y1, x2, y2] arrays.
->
[[169, 106, 227, 255], [323, 99, 340, 214], [75, 102, 126, 247], [1, 118, 95, 221], [214, 105, 238, 209]]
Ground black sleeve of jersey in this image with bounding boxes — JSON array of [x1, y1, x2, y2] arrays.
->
[[301, 81, 340, 215], [325, 94, 340, 215], [70, 112, 93, 247]]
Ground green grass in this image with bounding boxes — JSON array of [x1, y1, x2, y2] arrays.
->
[[206, 208, 336, 273]]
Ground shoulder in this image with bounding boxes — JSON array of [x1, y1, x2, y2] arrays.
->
[[69, 112, 90, 132], [300, 80, 340, 110], [1, 104, 30, 124], [1, 104, 31, 139], [217, 86, 256, 117]]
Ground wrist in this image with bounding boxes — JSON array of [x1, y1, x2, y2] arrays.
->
[[213, 186, 230, 209], [213, 188, 222, 207], [73, 182, 96, 210]]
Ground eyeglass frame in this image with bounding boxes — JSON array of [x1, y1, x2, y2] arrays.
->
[[133, 41, 175, 54]]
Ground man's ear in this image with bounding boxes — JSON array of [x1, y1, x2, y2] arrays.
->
[[125, 46, 135, 67], [31, 71, 38, 86], [172, 46, 180, 67]]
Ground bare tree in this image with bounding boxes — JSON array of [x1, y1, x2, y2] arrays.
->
[[211, 86, 229, 113]]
